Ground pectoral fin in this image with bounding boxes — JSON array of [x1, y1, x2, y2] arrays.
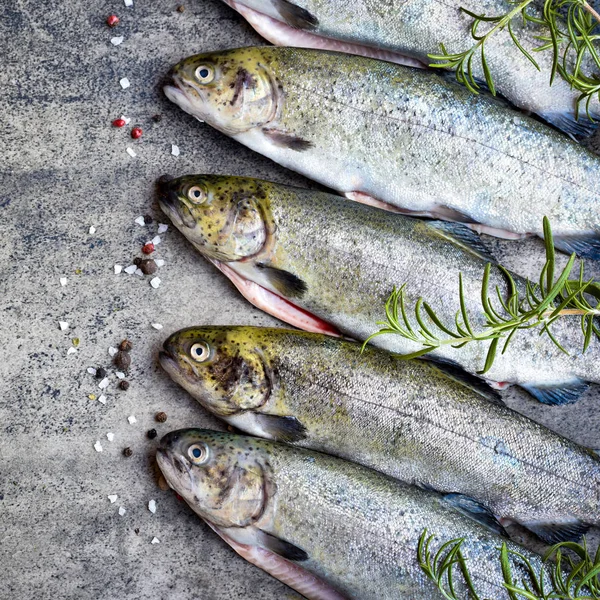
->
[[256, 263, 308, 298], [262, 128, 314, 152], [521, 381, 589, 405], [258, 530, 309, 561], [255, 414, 307, 443], [270, 0, 319, 30], [443, 493, 507, 537], [553, 233, 600, 260], [524, 521, 591, 544], [425, 221, 496, 263]]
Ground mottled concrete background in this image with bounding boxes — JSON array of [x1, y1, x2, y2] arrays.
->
[[1, 1, 599, 599]]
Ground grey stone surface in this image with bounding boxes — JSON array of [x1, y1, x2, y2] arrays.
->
[[0, 1, 598, 599]]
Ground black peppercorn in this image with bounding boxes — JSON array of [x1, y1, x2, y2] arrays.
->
[[114, 350, 131, 371], [143, 215, 153, 225], [152, 114, 162, 123], [139, 259, 157, 275], [133, 257, 142, 266], [119, 380, 130, 391], [119, 339, 133, 352], [95, 367, 107, 379], [147, 428, 158, 439], [123, 447, 133, 457], [155, 412, 167, 423]]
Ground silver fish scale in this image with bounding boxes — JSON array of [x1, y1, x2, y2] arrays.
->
[[252, 329, 600, 527], [251, 185, 600, 387], [252, 437, 547, 599]]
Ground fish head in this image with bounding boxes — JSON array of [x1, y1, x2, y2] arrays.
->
[[159, 326, 271, 417], [157, 428, 272, 528], [163, 47, 279, 134], [157, 174, 272, 262]]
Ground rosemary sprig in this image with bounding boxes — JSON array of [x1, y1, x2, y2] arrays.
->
[[428, 1, 600, 118], [366, 218, 600, 374], [417, 529, 600, 599]]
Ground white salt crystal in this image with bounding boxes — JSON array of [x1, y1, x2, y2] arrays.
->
[[118, 506, 126, 516], [89, 225, 96, 234], [115, 371, 125, 379], [111, 36, 124, 46], [155, 259, 165, 267], [120, 115, 131, 125], [60, 277, 67, 287], [108, 346, 118, 357], [114, 264, 123, 274], [151, 537, 160, 544], [124, 264, 137, 275], [134, 268, 144, 277], [157, 223, 168, 234], [127, 415, 137, 425], [151, 323, 163, 330], [148, 499, 157, 514], [59, 321, 69, 331], [67, 347, 77, 355], [94, 441, 103, 452], [124, 0, 133, 6], [126, 147, 136, 158], [120, 77, 131, 89], [87, 367, 97, 376], [98, 395, 107, 405], [150, 277, 161, 289], [106, 432, 115, 442], [108, 495, 118, 503], [151, 235, 161, 246], [135, 216, 146, 226], [171, 144, 180, 157], [98, 377, 110, 390]]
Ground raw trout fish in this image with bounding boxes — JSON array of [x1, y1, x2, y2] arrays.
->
[[157, 428, 549, 600], [159, 325, 600, 545], [157, 174, 600, 404], [220, 0, 600, 136], [163, 46, 600, 258]]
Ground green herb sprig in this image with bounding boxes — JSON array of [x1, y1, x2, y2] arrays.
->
[[418, 529, 600, 599], [429, 1, 600, 118], [366, 218, 600, 374]]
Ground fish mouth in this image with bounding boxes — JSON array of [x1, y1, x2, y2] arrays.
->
[[156, 176, 197, 229], [163, 75, 207, 121], [159, 349, 179, 377]]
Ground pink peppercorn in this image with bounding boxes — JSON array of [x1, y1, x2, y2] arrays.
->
[[142, 243, 155, 255], [131, 127, 143, 139], [106, 15, 119, 27], [112, 118, 126, 128]]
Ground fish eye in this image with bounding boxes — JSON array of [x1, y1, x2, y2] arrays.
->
[[188, 443, 209, 465], [195, 65, 214, 84], [190, 342, 210, 362], [187, 186, 206, 204]]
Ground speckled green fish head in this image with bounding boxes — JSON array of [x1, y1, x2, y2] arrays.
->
[[163, 47, 279, 134], [157, 174, 274, 262], [157, 429, 273, 528], [160, 326, 272, 417]]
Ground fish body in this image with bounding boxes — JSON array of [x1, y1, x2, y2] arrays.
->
[[222, 0, 600, 137], [163, 46, 600, 257], [159, 325, 600, 544], [157, 428, 549, 600], [158, 174, 600, 402]]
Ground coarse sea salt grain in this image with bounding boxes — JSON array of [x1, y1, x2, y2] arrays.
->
[[115, 372, 125, 379], [118, 506, 126, 516], [114, 264, 123, 274], [124, 264, 137, 275], [98, 395, 107, 405], [109, 346, 118, 357], [120, 115, 131, 125], [150, 277, 161, 289], [98, 377, 110, 390], [151, 323, 163, 330], [67, 347, 77, 355], [128, 415, 137, 425], [148, 499, 157, 514], [135, 268, 144, 277], [157, 223, 169, 234], [124, 0, 133, 6], [87, 367, 97, 376], [108, 495, 118, 503], [135, 216, 146, 226], [60, 277, 67, 287], [111, 36, 124, 46], [151, 235, 161, 246], [155, 259, 165, 267], [94, 441, 103, 452], [171, 144, 180, 157], [126, 147, 136, 158], [59, 321, 69, 331], [151, 537, 160, 544], [106, 432, 115, 442], [120, 77, 131, 89], [89, 225, 96, 234]]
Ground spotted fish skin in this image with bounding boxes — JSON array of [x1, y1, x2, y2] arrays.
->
[[222, 0, 600, 136], [157, 428, 550, 600], [157, 174, 600, 399]]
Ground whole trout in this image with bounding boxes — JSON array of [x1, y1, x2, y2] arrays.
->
[[163, 46, 600, 258], [157, 174, 600, 404], [157, 428, 549, 600], [220, 0, 600, 136]]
